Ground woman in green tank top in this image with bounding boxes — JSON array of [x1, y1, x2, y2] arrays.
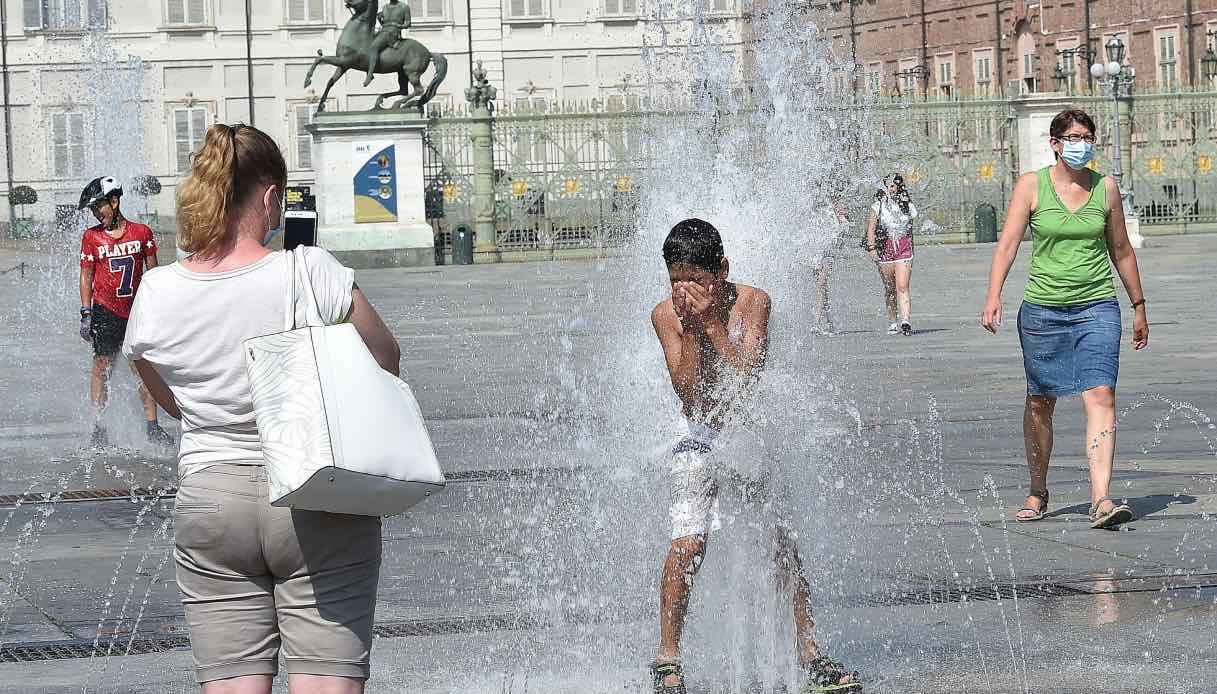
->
[[981, 109, 1149, 530]]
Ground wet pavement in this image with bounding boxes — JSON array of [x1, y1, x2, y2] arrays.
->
[[0, 234, 1214, 692]]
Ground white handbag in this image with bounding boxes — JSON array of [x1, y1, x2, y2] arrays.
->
[[243, 247, 445, 516]]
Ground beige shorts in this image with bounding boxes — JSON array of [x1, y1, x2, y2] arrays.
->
[[668, 425, 792, 541], [174, 464, 382, 683]]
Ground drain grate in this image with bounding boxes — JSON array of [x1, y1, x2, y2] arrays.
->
[[848, 581, 1090, 608], [0, 488, 174, 506], [0, 636, 190, 662]]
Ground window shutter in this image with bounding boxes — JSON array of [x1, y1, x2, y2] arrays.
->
[[295, 105, 313, 170], [527, 0, 542, 16], [69, 113, 85, 175], [188, 0, 204, 23], [23, 0, 43, 30], [310, 0, 324, 21], [604, 0, 618, 14], [510, 0, 524, 16], [288, 0, 305, 22], [426, 0, 443, 18], [166, 0, 184, 24], [88, 0, 106, 27], [50, 113, 65, 178], [60, 0, 81, 28], [621, 0, 636, 14]]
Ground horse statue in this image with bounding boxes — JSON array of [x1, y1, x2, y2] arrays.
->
[[303, 0, 448, 114]]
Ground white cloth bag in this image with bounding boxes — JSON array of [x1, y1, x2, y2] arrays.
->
[[243, 247, 444, 516]]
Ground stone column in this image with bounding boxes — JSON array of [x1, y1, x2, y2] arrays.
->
[[465, 61, 499, 261], [1116, 94, 1144, 247]]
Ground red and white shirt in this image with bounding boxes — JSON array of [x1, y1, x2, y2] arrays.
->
[[80, 222, 157, 319]]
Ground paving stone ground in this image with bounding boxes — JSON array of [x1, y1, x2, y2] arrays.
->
[[0, 234, 1214, 693]]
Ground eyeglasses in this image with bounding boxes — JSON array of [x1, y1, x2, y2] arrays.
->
[[1054, 134, 1097, 144]]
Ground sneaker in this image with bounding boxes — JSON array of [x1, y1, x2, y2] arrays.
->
[[146, 422, 176, 448], [900, 321, 912, 336], [90, 424, 108, 448], [887, 322, 900, 335]]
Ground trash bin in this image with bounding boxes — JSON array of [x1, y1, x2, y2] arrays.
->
[[974, 203, 998, 243], [452, 224, 474, 265]]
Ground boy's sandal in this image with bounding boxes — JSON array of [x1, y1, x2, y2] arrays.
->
[[651, 660, 687, 694], [1015, 488, 1049, 522], [1089, 496, 1133, 529], [804, 656, 862, 692]]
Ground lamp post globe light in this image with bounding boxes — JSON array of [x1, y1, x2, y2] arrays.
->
[[1088, 35, 1143, 247]]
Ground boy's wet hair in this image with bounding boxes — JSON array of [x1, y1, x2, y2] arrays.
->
[[663, 218, 724, 272]]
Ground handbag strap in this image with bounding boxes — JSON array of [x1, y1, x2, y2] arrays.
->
[[283, 246, 296, 332], [288, 246, 326, 329]]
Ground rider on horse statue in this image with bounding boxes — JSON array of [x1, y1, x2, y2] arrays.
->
[[364, 0, 411, 87]]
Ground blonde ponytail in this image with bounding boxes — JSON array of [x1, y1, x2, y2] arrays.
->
[[176, 123, 287, 259]]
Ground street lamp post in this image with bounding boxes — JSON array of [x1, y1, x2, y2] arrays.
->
[[894, 65, 930, 101], [1053, 45, 1095, 94], [1202, 30, 1217, 84], [1089, 36, 1143, 247]]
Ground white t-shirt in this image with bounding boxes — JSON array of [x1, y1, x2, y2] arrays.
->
[[871, 197, 918, 238], [122, 248, 355, 480]]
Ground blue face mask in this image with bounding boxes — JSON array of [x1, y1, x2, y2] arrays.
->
[[262, 194, 286, 247], [1061, 140, 1095, 170]]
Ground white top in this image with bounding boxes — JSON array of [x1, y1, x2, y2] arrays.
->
[[871, 197, 918, 238], [122, 248, 355, 480]]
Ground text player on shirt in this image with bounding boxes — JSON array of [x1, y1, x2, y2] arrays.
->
[[77, 175, 174, 447]]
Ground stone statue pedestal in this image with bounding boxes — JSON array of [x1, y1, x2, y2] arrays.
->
[[307, 112, 435, 268]]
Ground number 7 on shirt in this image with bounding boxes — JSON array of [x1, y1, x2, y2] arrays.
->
[[108, 256, 136, 298]]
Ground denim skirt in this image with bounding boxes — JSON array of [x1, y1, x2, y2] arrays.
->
[[1017, 298, 1121, 397]]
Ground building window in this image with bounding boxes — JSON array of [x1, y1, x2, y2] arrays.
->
[[512, 94, 550, 112], [602, 0, 636, 17], [710, 0, 733, 13], [1156, 28, 1178, 87], [50, 111, 85, 179], [292, 104, 314, 171], [866, 62, 882, 93], [936, 54, 954, 95], [507, 0, 545, 19], [897, 58, 917, 95], [286, 0, 324, 23], [173, 106, 210, 174], [24, 0, 106, 31], [165, 0, 206, 25], [408, 0, 447, 21], [974, 50, 993, 95]]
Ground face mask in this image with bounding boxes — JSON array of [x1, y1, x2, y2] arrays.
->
[[1060, 140, 1095, 170], [262, 193, 286, 247]]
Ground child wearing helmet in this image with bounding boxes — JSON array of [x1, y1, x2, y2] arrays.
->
[[77, 176, 174, 447]]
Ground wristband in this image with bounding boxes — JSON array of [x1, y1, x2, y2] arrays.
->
[[1130, 298, 1146, 309], [80, 307, 92, 317]]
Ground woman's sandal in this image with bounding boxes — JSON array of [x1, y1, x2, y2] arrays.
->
[[803, 656, 863, 692], [651, 660, 687, 694], [1089, 496, 1133, 529], [1015, 488, 1049, 522]]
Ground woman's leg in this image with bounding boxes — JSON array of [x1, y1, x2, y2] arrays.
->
[[877, 264, 897, 321], [1081, 385, 1118, 514], [894, 261, 912, 324], [202, 676, 273, 694], [1021, 394, 1056, 517], [288, 675, 365, 694]]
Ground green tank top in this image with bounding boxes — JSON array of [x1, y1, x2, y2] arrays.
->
[[1024, 166, 1116, 306]]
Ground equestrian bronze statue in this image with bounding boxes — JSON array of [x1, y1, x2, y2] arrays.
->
[[304, 0, 448, 114]]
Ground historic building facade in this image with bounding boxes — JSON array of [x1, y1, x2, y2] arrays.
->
[[1, 0, 743, 219], [815, 0, 1217, 97]]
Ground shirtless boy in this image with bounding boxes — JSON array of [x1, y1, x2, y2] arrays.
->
[[649, 218, 861, 693]]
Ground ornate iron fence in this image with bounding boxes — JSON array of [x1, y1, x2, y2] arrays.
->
[[424, 103, 647, 253], [422, 88, 1217, 253], [873, 95, 1017, 240]]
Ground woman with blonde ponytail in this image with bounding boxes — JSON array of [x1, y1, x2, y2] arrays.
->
[[120, 123, 401, 694]]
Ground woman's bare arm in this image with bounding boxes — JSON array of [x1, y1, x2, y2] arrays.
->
[[982, 172, 1037, 333], [347, 285, 402, 376]]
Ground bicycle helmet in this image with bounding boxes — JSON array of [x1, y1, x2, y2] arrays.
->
[[78, 176, 123, 210]]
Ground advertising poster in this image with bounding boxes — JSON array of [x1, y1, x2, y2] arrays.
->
[[352, 142, 398, 223]]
